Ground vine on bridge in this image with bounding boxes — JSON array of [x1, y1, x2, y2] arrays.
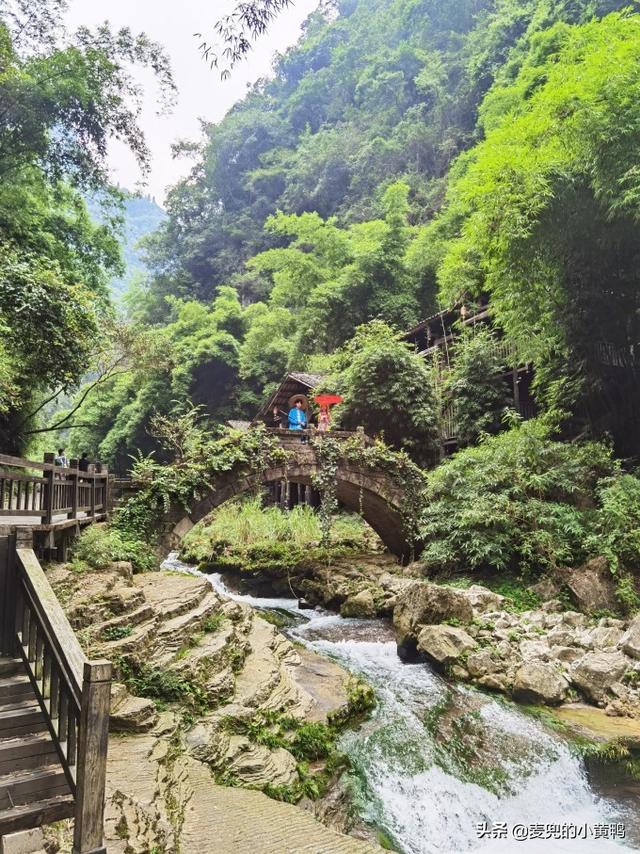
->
[[311, 433, 427, 556]]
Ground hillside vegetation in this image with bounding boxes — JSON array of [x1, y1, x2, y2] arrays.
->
[[3, 0, 640, 585], [58, 0, 640, 471]]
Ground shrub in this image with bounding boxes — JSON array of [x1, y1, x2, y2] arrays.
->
[[420, 419, 614, 575], [589, 474, 640, 575], [117, 659, 209, 713], [70, 523, 156, 573]]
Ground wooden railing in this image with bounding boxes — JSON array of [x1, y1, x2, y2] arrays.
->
[[0, 532, 111, 852], [594, 341, 638, 369], [0, 454, 109, 526]]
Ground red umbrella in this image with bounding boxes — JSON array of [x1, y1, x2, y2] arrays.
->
[[314, 394, 343, 407], [314, 393, 343, 430]]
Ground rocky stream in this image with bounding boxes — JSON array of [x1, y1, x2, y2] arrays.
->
[[168, 554, 640, 854], [44, 548, 640, 853]]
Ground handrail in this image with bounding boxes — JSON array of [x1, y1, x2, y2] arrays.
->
[[17, 548, 85, 704], [1, 539, 112, 853], [0, 454, 110, 526]]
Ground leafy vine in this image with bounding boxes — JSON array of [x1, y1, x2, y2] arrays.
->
[[310, 436, 342, 546]]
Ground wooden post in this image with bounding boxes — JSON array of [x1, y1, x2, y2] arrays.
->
[[0, 530, 17, 655], [72, 660, 112, 854], [512, 367, 520, 415], [43, 453, 55, 525], [90, 475, 96, 520], [106, 474, 114, 515], [95, 464, 105, 514], [69, 459, 79, 520]]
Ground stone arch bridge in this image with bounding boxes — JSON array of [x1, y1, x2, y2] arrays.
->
[[163, 430, 418, 560]]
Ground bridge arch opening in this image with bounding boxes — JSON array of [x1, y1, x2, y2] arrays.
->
[[167, 459, 414, 561]]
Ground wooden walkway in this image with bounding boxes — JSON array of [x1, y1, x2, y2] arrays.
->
[[0, 533, 111, 852], [0, 453, 109, 531]]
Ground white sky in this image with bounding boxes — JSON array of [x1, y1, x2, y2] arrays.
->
[[65, 0, 320, 204]]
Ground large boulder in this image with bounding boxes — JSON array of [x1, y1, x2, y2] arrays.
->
[[393, 582, 473, 657], [465, 585, 505, 614], [417, 625, 477, 667], [340, 589, 377, 619], [588, 626, 624, 650], [620, 615, 640, 660], [570, 651, 629, 703], [512, 662, 568, 705], [555, 557, 619, 615]]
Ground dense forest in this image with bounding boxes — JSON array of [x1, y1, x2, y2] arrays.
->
[[3, 0, 640, 479], [50, 0, 639, 472]]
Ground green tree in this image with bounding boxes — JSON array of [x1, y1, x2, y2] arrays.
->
[[444, 326, 513, 446], [331, 321, 439, 466], [0, 2, 174, 450], [430, 13, 640, 451]]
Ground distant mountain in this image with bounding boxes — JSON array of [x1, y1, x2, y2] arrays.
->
[[86, 193, 166, 300], [109, 194, 166, 299]]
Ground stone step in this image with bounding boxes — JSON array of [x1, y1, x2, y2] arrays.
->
[[0, 794, 74, 838], [95, 617, 158, 660], [135, 573, 214, 622], [110, 694, 158, 733], [231, 620, 305, 715], [97, 604, 156, 639], [0, 826, 45, 854]]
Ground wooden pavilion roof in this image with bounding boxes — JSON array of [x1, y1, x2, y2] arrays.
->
[[254, 372, 324, 423]]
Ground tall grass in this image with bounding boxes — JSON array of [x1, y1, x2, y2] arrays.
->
[[180, 494, 372, 566]]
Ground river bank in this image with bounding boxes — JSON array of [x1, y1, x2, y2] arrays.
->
[[42, 547, 640, 853], [43, 558, 382, 853], [202, 563, 640, 853], [213, 549, 640, 721]]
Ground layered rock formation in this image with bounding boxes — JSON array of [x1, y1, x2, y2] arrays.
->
[[46, 562, 381, 853]]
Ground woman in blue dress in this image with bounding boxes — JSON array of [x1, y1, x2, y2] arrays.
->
[[288, 399, 307, 430]]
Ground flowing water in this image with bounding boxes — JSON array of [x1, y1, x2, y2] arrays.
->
[[161, 553, 640, 853]]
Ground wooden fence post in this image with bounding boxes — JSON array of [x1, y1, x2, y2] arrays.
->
[[69, 459, 79, 520], [90, 474, 96, 520], [0, 529, 17, 655], [72, 660, 112, 854], [43, 453, 55, 525]]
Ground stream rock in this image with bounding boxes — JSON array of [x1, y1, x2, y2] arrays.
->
[[512, 662, 568, 705], [389, 577, 640, 718], [570, 651, 629, 703], [555, 556, 619, 615], [394, 583, 473, 656], [620, 615, 640, 660], [340, 589, 377, 618], [417, 624, 477, 667]]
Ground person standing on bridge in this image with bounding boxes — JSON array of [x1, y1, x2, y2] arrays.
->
[[54, 447, 68, 467], [288, 399, 308, 431]]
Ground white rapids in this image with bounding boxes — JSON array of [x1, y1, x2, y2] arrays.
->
[[161, 553, 636, 853]]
